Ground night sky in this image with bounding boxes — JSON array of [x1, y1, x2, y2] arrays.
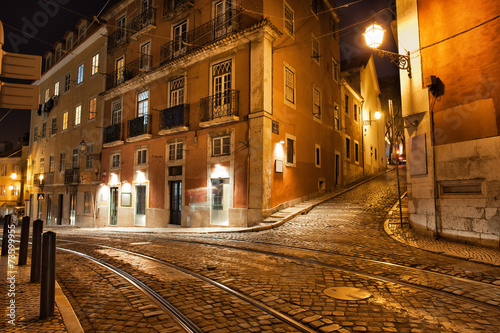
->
[[0, 0, 397, 151]]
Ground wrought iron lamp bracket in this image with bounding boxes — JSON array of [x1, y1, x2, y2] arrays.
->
[[375, 49, 412, 78]]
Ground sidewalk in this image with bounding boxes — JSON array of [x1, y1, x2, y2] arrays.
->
[[384, 193, 500, 267]]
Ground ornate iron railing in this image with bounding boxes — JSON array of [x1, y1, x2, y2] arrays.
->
[[107, 26, 127, 51], [106, 55, 152, 90], [163, 0, 194, 20], [200, 89, 239, 122], [129, 7, 156, 35], [160, 11, 240, 66], [64, 168, 79, 184], [103, 123, 123, 144], [160, 104, 189, 131], [128, 114, 152, 138]]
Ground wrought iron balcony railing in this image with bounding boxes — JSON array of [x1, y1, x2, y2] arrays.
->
[[107, 26, 127, 51], [103, 123, 124, 144], [160, 11, 240, 66], [129, 7, 156, 37], [128, 114, 152, 139], [163, 0, 194, 20], [200, 89, 239, 123], [159, 104, 189, 131], [64, 168, 80, 184], [106, 55, 153, 90]]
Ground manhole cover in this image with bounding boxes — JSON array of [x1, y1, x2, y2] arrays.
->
[[323, 287, 372, 301]]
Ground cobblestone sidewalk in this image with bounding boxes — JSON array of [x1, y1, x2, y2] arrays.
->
[[384, 193, 500, 267]]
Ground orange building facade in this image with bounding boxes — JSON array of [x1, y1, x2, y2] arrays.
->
[[96, 0, 343, 228]]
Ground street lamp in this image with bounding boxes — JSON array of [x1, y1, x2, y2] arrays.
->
[[79, 139, 101, 160], [363, 23, 412, 78], [363, 110, 382, 126], [11, 173, 17, 180]]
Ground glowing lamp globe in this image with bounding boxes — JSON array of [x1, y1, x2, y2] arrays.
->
[[364, 24, 385, 49], [374, 111, 382, 120]]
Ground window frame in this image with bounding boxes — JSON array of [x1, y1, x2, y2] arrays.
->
[[64, 72, 71, 93], [168, 141, 184, 161], [89, 97, 97, 120], [315, 144, 321, 168], [283, 1, 294, 38], [345, 136, 351, 160], [284, 62, 296, 108], [86, 144, 94, 170], [54, 81, 60, 96], [312, 34, 320, 64], [91, 53, 99, 76], [354, 140, 360, 164], [212, 135, 231, 157], [285, 134, 296, 167], [77, 63, 84, 84], [137, 90, 149, 118], [75, 104, 82, 126], [344, 94, 349, 116], [51, 117, 57, 136], [136, 148, 148, 165], [62, 111, 68, 131], [59, 152, 66, 173], [313, 87, 321, 119], [111, 153, 121, 169]]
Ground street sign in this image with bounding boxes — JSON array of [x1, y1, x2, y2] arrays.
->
[[37, 193, 45, 201]]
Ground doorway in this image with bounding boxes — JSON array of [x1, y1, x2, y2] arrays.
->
[[57, 194, 63, 225], [169, 181, 182, 225], [135, 185, 146, 226], [211, 178, 229, 225], [335, 153, 340, 186], [46, 195, 52, 225], [110, 187, 118, 225]]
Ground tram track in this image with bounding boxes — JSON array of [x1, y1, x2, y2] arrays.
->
[[57, 240, 317, 333]]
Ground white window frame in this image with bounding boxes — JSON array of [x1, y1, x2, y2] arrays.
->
[[86, 144, 94, 170], [284, 62, 296, 108], [212, 135, 231, 157], [51, 117, 57, 136], [136, 148, 148, 165], [137, 90, 149, 118], [169, 76, 185, 107], [62, 111, 68, 131], [59, 152, 66, 173], [112, 99, 122, 125], [64, 73, 71, 93], [312, 34, 320, 64], [91, 53, 99, 76], [285, 133, 296, 167], [54, 81, 60, 96], [334, 104, 340, 131], [168, 141, 184, 161], [49, 155, 55, 174], [44, 88, 50, 103], [313, 87, 321, 120], [77, 63, 84, 84], [75, 104, 82, 126], [283, 1, 294, 38], [89, 97, 97, 120], [111, 153, 121, 169]]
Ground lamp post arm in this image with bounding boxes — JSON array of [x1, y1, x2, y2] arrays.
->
[[375, 49, 411, 78]]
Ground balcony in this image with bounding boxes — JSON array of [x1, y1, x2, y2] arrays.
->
[[127, 114, 152, 142], [160, 11, 242, 66], [107, 27, 127, 52], [103, 123, 124, 147], [199, 89, 239, 127], [129, 7, 156, 40], [106, 55, 153, 90], [159, 104, 189, 135], [163, 0, 194, 21], [64, 168, 80, 185]]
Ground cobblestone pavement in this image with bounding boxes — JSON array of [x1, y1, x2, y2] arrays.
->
[[4, 167, 500, 332]]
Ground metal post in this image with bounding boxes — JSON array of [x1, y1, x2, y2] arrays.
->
[[30, 219, 43, 283], [389, 100, 404, 228], [40, 231, 56, 319], [1, 215, 12, 256], [18, 216, 30, 265]]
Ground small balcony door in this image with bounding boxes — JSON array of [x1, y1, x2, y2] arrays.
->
[[140, 42, 151, 70], [110, 187, 118, 225], [212, 60, 231, 116], [214, 0, 232, 38], [173, 21, 187, 58], [169, 181, 182, 225], [211, 178, 229, 225], [116, 57, 125, 84], [135, 185, 146, 226]]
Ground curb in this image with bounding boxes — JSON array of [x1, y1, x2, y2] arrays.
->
[[55, 281, 84, 333]]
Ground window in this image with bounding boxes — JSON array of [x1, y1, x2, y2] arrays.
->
[[66, 36, 73, 51], [140, 42, 151, 70], [44, 88, 50, 103], [212, 59, 232, 108], [111, 153, 121, 168], [137, 148, 147, 165], [34, 126, 38, 142], [59, 152, 66, 173], [54, 81, 59, 96], [375, 148, 378, 160], [72, 149, 79, 168], [330, 18, 338, 39], [169, 77, 184, 107], [284, 2, 294, 36], [84, 192, 92, 214], [311, 0, 320, 15], [64, 73, 71, 93], [41, 122, 46, 139], [56, 48, 61, 61], [0, 165, 6, 176], [49, 155, 55, 173], [169, 142, 184, 161], [172, 21, 188, 57], [0, 185, 5, 196], [77, 64, 84, 84], [89, 97, 97, 120], [315, 144, 321, 168], [91, 53, 99, 76], [212, 136, 230, 156], [40, 158, 45, 173], [79, 26, 86, 40], [334, 105, 340, 130], [346, 137, 351, 159], [51, 117, 57, 135], [286, 136, 296, 166], [312, 36, 320, 62], [313, 88, 321, 118], [137, 90, 149, 117], [116, 57, 124, 84], [45, 55, 51, 70], [62, 111, 68, 130], [345, 94, 349, 116], [86, 144, 94, 169], [354, 104, 358, 122], [332, 59, 338, 82], [117, 16, 126, 42], [75, 105, 82, 126], [285, 65, 295, 105], [354, 141, 359, 163], [112, 100, 122, 125]]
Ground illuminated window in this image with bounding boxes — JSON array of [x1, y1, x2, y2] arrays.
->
[[62, 112, 68, 131], [89, 97, 97, 120], [77, 64, 84, 84], [91, 53, 99, 76], [44, 88, 50, 103], [137, 90, 149, 117], [54, 81, 59, 96], [75, 105, 82, 126], [111, 153, 121, 168]]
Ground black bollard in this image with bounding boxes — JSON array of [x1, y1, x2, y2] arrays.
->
[[40, 231, 56, 319], [1, 215, 12, 256], [30, 219, 43, 283], [18, 216, 31, 266]]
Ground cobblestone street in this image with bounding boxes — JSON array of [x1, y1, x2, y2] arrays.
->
[[2, 168, 500, 332]]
